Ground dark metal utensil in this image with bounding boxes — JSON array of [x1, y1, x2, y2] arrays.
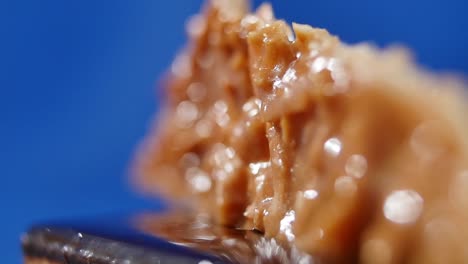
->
[[22, 211, 315, 264]]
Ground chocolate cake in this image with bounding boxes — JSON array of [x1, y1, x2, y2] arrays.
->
[[135, 0, 468, 263]]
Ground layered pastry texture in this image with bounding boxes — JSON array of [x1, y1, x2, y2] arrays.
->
[[135, 0, 468, 262]]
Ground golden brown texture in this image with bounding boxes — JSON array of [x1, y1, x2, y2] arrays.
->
[[135, 0, 468, 262]]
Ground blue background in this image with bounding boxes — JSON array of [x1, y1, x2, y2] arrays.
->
[[1, 0, 467, 262]]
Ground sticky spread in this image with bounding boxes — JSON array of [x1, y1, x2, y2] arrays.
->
[[135, 0, 468, 262]]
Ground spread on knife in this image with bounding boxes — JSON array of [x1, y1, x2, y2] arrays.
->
[[135, 0, 468, 262]]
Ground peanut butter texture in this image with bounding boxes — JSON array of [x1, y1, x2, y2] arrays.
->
[[135, 0, 468, 263]]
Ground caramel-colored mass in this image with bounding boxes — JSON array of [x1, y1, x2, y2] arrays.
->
[[135, 0, 468, 262]]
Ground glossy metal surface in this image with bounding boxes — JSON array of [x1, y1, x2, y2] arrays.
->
[[22, 211, 315, 264]]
